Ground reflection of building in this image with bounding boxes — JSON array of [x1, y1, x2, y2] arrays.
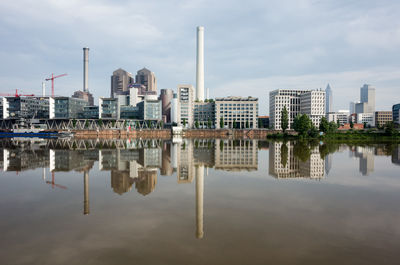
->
[[176, 140, 195, 183], [136, 170, 157, 196], [268, 142, 325, 179], [354, 146, 374, 175], [391, 145, 400, 166], [214, 139, 258, 171], [111, 170, 135, 195]]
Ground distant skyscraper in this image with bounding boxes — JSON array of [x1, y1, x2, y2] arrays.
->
[[355, 84, 375, 113], [111, 68, 134, 97], [136, 68, 157, 92], [325, 84, 332, 114]]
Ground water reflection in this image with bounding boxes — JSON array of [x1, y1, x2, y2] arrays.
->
[[1, 139, 400, 240]]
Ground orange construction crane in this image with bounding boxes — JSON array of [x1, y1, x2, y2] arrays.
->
[[45, 73, 67, 97]]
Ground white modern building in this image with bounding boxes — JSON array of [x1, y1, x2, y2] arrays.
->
[[177, 84, 195, 128], [215, 96, 258, 129], [357, 113, 375, 127], [327, 110, 350, 125], [269, 89, 325, 130]]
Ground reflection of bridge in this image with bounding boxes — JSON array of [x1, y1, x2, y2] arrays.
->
[[45, 138, 164, 150]]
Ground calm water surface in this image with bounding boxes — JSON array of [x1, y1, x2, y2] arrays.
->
[[0, 139, 400, 265]]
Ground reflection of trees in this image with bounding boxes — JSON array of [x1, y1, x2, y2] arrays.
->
[[280, 142, 288, 167], [293, 141, 311, 162], [319, 142, 340, 159]]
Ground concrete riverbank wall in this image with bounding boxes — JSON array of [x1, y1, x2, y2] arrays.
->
[[72, 129, 292, 139]]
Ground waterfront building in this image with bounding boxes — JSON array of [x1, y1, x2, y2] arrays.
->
[[177, 85, 195, 128], [51, 97, 88, 119], [357, 113, 375, 127], [111, 68, 135, 97], [327, 110, 350, 125], [136, 68, 157, 93], [375, 111, 392, 127], [99, 97, 119, 119], [325, 84, 332, 114], [258, 116, 270, 128], [160, 89, 173, 123], [194, 101, 215, 128], [1, 96, 50, 119], [300, 90, 326, 128], [83, 105, 99, 119], [137, 95, 162, 121], [269, 89, 324, 130], [393, 104, 400, 125], [215, 96, 258, 129]]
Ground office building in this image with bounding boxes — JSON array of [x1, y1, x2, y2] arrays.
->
[[393, 104, 400, 125], [327, 110, 349, 125], [269, 89, 324, 130], [325, 84, 332, 114], [51, 97, 88, 119], [350, 101, 359, 114], [215, 96, 258, 129], [137, 95, 162, 121], [111, 68, 135, 97], [99, 97, 119, 119], [357, 113, 375, 127], [300, 90, 326, 128], [375, 111, 392, 127], [83, 106, 99, 119], [177, 85, 195, 128], [194, 102, 215, 128], [1, 96, 50, 119], [136, 68, 157, 92], [160, 89, 173, 123], [355, 84, 375, 114]]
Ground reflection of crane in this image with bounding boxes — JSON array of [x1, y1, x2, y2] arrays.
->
[[46, 172, 67, 190], [0, 89, 35, 97], [45, 73, 67, 97]]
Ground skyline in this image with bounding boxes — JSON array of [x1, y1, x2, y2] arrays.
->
[[1, 0, 400, 114]]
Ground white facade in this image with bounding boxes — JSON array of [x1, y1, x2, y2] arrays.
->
[[171, 93, 178, 124], [2, 97, 9, 119], [357, 113, 375, 127], [215, 97, 258, 129], [177, 84, 195, 128], [269, 89, 325, 130], [49, 97, 55, 119], [327, 110, 349, 125], [196, 26, 204, 101]]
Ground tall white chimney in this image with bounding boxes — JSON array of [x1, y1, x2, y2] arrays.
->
[[83, 47, 89, 92], [42, 82, 46, 97], [196, 26, 204, 101]]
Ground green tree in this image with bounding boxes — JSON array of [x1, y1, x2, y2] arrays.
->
[[384, 121, 396, 135], [308, 125, 319, 138], [350, 120, 354, 128], [336, 119, 340, 128], [72, 119, 77, 128], [328, 121, 338, 133], [183, 118, 186, 127], [281, 106, 289, 132], [293, 114, 312, 136], [85, 120, 89, 128], [319, 117, 329, 133], [207, 118, 212, 128], [258, 118, 262, 128], [195, 119, 199, 129], [98, 119, 103, 126], [220, 117, 224, 129], [246, 120, 249, 128], [233, 119, 237, 129]]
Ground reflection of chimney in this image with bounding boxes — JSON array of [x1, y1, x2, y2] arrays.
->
[[83, 47, 89, 92], [84, 171, 90, 215], [196, 165, 204, 239]]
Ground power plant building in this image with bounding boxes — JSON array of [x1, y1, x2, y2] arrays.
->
[[111, 68, 135, 97]]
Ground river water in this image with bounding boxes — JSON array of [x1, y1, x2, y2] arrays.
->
[[0, 138, 399, 265]]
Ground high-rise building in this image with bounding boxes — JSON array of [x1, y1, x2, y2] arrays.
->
[[177, 84, 195, 128], [136, 68, 157, 93], [160, 89, 173, 123], [355, 84, 375, 113], [325, 84, 332, 114], [269, 89, 325, 130], [111, 68, 135, 97]]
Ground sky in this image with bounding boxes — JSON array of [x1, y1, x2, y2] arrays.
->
[[1, 0, 400, 114]]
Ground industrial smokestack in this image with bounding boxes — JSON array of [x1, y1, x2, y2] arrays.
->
[[42, 82, 46, 97], [83, 47, 89, 92], [196, 26, 204, 101]]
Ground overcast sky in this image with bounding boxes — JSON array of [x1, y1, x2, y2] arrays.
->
[[1, 0, 400, 114]]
